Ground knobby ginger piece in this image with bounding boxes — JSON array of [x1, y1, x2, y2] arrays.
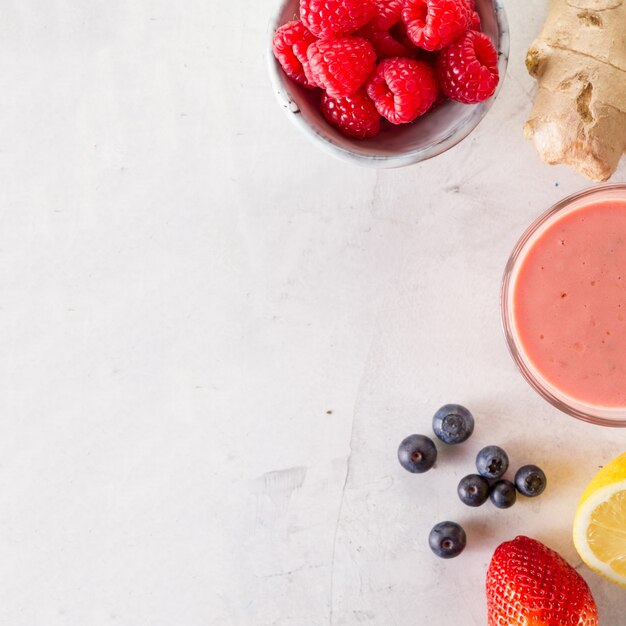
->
[[524, 0, 626, 181]]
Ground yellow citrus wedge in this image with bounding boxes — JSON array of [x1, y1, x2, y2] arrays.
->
[[573, 452, 626, 587]]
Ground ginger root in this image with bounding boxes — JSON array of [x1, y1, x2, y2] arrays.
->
[[524, 0, 626, 181]]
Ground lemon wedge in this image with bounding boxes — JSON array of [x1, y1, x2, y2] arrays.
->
[[573, 452, 626, 587]]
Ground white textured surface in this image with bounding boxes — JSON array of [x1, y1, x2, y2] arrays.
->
[[1, 1, 626, 625]]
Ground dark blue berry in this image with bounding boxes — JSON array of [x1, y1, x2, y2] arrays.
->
[[397, 434, 437, 473], [490, 479, 517, 509], [457, 474, 490, 507], [428, 521, 467, 558], [514, 464, 547, 497], [432, 404, 474, 445], [476, 445, 509, 479]]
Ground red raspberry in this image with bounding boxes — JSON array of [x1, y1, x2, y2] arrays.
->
[[461, 0, 480, 30], [272, 21, 318, 88], [307, 37, 376, 98], [436, 30, 499, 103], [469, 10, 481, 30], [401, 0, 472, 51], [370, 0, 403, 30], [321, 89, 381, 138], [358, 21, 413, 58], [366, 57, 438, 124], [389, 21, 420, 53], [301, 0, 376, 38]]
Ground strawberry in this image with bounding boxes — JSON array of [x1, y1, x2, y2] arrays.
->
[[486, 536, 598, 626]]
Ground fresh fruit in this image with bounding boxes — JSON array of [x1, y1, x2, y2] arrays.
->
[[515, 464, 547, 497], [486, 536, 598, 626], [462, 0, 480, 29], [273, 0, 499, 141], [458, 473, 489, 507], [476, 445, 509, 480], [432, 404, 474, 444], [357, 22, 413, 59], [573, 451, 626, 587], [490, 479, 517, 509], [389, 20, 419, 54], [366, 57, 438, 124], [397, 434, 437, 473], [307, 37, 376, 98], [469, 9, 481, 30], [371, 0, 403, 30], [272, 21, 318, 89], [321, 89, 381, 138], [429, 521, 466, 558], [436, 30, 499, 104], [300, 0, 376, 38], [401, 0, 472, 51]]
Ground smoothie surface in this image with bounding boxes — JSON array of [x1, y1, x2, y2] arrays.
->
[[513, 199, 626, 407]]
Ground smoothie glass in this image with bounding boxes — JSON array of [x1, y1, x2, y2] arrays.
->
[[501, 184, 626, 427]]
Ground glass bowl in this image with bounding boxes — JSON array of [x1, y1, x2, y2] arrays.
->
[[267, 0, 509, 168], [501, 184, 626, 427]]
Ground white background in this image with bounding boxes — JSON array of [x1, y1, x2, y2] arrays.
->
[[1, 1, 625, 624]]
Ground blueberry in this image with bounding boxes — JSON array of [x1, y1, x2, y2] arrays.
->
[[397, 434, 437, 473], [515, 464, 547, 497], [428, 521, 467, 558], [476, 445, 509, 480], [490, 479, 517, 509], [457, 474, 490, 507], [432, 404, 475, 445]]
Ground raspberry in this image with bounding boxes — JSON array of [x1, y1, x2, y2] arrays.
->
[[307, 37, 376, 98], [272, 21, 318, 88], [301, 0, 376, 38], [366, 57, 438, 124], [321, 89, 381, 138], [469, 10, 481, 30], [389, 21, 420, 53], [358, 21, 413, 58], [436, 30, 499, 103], [462, 0, 480, 30], [401, 0, 472, 51], [370, 0, 403, 30]]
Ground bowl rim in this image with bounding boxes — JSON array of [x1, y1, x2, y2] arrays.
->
[[267, 0, 510, 168], [500, 183, 626, 427]]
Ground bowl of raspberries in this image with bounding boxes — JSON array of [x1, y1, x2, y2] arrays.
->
[[269, 0, 509, 167]]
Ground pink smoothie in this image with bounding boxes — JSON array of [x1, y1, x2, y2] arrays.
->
[[513, 199, 626, 408]]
